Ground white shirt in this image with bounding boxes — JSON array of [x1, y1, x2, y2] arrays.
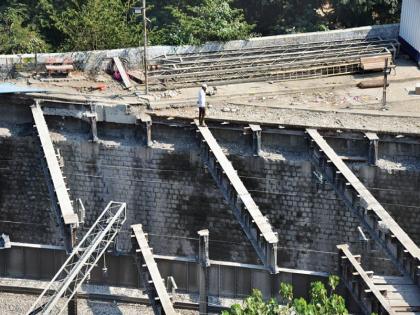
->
[[197, 88, 206, 108]]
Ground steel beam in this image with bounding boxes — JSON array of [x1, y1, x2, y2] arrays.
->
[[338, 244, 395, 315], [131, 224, 178, 315], [307, 128, 420, 287], [31, 101, 79, 253], [195, 120, 278, 273]]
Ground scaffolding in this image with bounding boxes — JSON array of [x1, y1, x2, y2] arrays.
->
[[26, 201, 127, 315]]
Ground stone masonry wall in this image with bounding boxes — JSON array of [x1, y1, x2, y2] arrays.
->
[[0, 122, 419, 275]]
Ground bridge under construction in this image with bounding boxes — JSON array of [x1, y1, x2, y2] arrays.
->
[[0, 24, 419, 314]]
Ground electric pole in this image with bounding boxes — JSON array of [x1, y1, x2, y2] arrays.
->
[[143, 0, 149, 95], [382, 58, 389, 110]]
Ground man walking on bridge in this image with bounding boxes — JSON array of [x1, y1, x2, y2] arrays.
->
[[197, 83, 207, 126]]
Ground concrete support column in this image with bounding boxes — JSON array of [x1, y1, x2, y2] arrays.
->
[[198, 229, 210, 315], [145, 120, 152, 147], [90, 116, 98, 143], [68, 293, 77, 315], [87, 103, 98, 143], [365, 133, 379, 166], [249, 124, 262, 156]]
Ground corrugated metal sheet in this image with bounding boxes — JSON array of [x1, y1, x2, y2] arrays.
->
[[0, 83, 45, 94], [400, 0, 420, 53]]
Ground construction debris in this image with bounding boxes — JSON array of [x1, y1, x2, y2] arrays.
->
[[112, 57, 132, 89], [44, 57, 74, 76], [357, 79, 390, 89]]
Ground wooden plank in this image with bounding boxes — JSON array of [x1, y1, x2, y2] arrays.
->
[[31, 104, 78, 225], [132, 224, 177, 315], [308, 129, 420, 260], [113, 57, 132, 89]]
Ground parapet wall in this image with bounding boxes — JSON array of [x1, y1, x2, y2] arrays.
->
[[0, 24, 399, 76]]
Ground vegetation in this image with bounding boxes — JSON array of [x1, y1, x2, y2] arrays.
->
[[0, 0, 402, 53], [221, 275, 349, 315]]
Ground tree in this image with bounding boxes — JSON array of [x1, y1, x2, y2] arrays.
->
[[233, 0, 328, 36], [40, 0, 143, 51], [0, 5, 48, 54], [222, 275, 349, 315], [330, 0, 401, 28], [152, 0, 254, 45]]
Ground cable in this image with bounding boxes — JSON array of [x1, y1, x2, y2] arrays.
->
[[0, 219, 47, 226]]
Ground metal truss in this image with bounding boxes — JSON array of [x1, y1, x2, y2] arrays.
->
[[26, 201, 127, 315]]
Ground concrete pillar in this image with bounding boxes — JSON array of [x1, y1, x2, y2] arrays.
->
[[145, 120, 152, 147], [365, 133, 379, 166], [90, 116, 98, 143], [87, 103, 98, 143], [198, 229, 210, 315], [68, 293, 77, 315], [249, 124, 262, 156]]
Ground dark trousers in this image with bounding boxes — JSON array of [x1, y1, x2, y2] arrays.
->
[[199, 107, 206, 126]]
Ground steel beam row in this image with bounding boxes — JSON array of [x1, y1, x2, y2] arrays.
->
[[195, 121, 278, 273], [307, 129, 420, 287], [31, 101, 79, 253], [27, 201, 127, 315], [131, 224, 178, 315], [338, 244, 395, 315]]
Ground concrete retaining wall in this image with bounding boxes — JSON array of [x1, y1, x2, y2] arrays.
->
[[0, 24, 399, 76], [0, 111, 418, 276]]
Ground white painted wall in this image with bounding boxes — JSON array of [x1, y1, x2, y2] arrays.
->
[[400, 0, 420, 52]]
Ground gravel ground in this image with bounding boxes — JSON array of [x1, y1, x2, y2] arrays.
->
[[150, 103, 420, 135], [0, 293, 200, 315]]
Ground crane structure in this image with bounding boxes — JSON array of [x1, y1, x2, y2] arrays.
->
[[26, 201, 127, 315]]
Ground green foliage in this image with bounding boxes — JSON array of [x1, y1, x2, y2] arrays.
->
[[41, 0, 142, 51], [153, 0, 254, 45], [223, 276, 348, 315], [330, 0, 401, 28], [0, 6, 48, 54], [0, 0, 403, 52]]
